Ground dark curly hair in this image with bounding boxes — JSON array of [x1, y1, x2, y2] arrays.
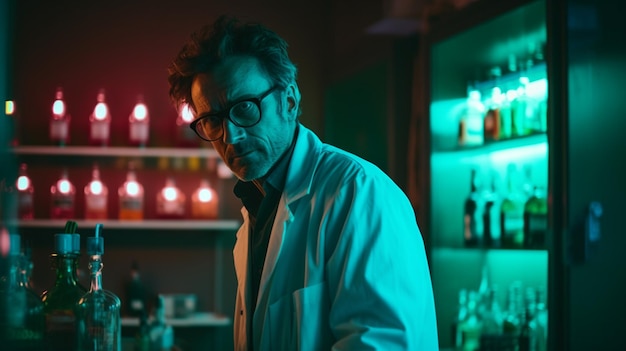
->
[[167, 15, 300, 116]]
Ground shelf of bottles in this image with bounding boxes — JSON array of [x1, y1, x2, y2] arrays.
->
[[428, 1, 549, 349], [5, 86, 241, 231]]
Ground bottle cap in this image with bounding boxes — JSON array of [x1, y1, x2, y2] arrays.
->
[[71, 233, 81, 254], [86, 236, 104, 255], [86, 223, 104, 255], [9, 234, 21, 256], [54, 233, 73, 254]]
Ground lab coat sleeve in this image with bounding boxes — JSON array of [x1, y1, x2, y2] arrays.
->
[[324, 168, 439, 351]]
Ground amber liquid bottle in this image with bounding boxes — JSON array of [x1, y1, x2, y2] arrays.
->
[[118, 168, 144, 220]]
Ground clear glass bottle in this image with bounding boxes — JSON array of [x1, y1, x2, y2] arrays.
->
[[89, 89, 111, 146], [479, 288, 504, 350], [191, 179, 219, 219], [129, 95, 150, 147], [85, 163, 109, 220], [0, 232, 46, 350], [500, 164, 526, 249], [534, 287, 548, 351], [119, 166, 144, 220], [451, 289, 469, 349], [461, 89, 485, 146], [148, 295, 174, 351], [41, 233, 86, 351], [523, 186, 548, 249], [16, 163, 35, 220], [463, 168, 483, 247], [156, 177, 186, 219], [50, 168, 76, 220], [50, 87, 70, 146], [459, 290, 482, 351], [75, 224, 122, 351]]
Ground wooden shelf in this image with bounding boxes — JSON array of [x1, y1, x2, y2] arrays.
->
[[121, 312, 231, 328], [13, 145, 219, 158], [13, 219, 240, 231]]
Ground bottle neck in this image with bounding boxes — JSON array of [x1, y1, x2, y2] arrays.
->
[[52, 253, 80, 286], [88, 255, 104, 292]]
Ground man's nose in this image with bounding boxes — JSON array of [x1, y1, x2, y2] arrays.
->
[[222, 118, 245, 144]]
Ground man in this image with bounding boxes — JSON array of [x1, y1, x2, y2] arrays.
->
[[168, 15, 438, 351]]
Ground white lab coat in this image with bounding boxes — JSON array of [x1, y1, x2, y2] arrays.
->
[[233, 124, 438, 351]]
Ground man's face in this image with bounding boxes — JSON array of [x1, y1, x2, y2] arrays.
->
[[191, 56, 296, 181]]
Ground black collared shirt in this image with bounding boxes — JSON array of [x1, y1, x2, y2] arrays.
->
[[233, 126, 298, 350]]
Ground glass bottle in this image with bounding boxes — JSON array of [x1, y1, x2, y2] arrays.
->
[[483, 67, 502, 142], [451, 289, 469, 349], [191, 179, 219, 219], [463, 168, 483, 247], [119, 166, 144, 220], [482, 175, 500, 248], [479, 288, 504, 351], [5, 99, 19, 146], [134, 310, 151, 351], [41, 233, 86, 351], [461, 89, 485, 147], [75, 224, 122, 351], [156, 177, 186, 219], [534, 287, 548, 351], [50, 87, 70, 146], [148, 295, 174, 351], [523, 186, 548, 249], [71, 232, 88, 293], [50, 168, 76, 220], [16, 163, 35, 220], [89, 89, 111, 146], [129, 95, 150, 147], [458, 290, 482, 351], [502, 282, 523, 338], [500, 164, 526, 249], [85, 163, 109, 220], [0, 232, 46, 350], [125, 260, 147, 318]]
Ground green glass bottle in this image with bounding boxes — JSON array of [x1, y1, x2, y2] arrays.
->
[[41, 233, 85, 351], [0, 233, 45, 350], [500, 164, 526, 249], [75, 224, 121, 350], [523, 186, 548, 249]]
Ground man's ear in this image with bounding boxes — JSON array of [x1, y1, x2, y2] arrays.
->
[[284, 83, 299, 120]]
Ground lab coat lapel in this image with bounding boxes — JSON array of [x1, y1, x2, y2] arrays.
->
[[257, 200, 292, 303], [233, 207, 250, 304]]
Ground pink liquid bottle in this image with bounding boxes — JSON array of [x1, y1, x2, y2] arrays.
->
[[50, 169, 76, 220], [16, 163, 34, 220], [50, 87, 70, 146], [129, 95, 150, 147], [89, 89, 111, 146]]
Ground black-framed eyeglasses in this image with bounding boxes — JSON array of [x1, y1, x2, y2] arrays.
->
[[189, 86, 278, 141]]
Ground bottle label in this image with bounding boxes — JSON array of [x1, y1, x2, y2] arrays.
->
[[46, 311, 77, 351], [86, 195, 107, 210], [50, 120, 69, 141], [90, 122, 110, 141], [52, 195, 74, 210], [121, 198, 143, 210], [130, 123, 149, 143]]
